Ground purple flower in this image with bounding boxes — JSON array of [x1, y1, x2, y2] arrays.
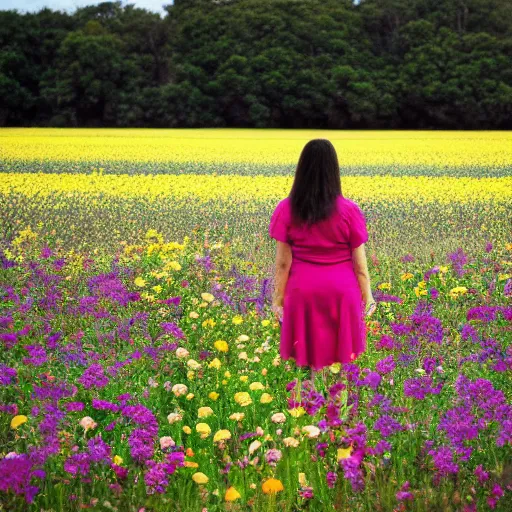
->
[[88, 436, 112, 463], [64, 453, 91, 477], [128, 428, 155, 463], [326, 471, 337, 488], [0, 453, 45, 503], [64, 401, 85, 412], [396, 481, 414, 502], [427, 446, 459, 484], [375, 355, 395, 375], [474, 464, 489, 485], [160, 322, 185, 339], [0, 364, 17, 386], [373, 415, 405, 438], [77, 363, 109, 389]]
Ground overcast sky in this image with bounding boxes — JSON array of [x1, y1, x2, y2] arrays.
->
[[0, 0, 171, 15]]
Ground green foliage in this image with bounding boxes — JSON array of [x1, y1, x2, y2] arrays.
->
[[0, 0, 511, 128]]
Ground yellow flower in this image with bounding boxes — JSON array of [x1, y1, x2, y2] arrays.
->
[[401, 272, 414, 281], [201, 292, 215, 302], [134, 277, 146, 287], [234, 392, 252, 406], [187, 370, 195, 380], [288, 407, 306, 418], [249, 382, 265, 391], [232, 315, 243, 325], [261, 319, 270, 326], [224, 486, 241, 502], [329, 363, 341, 374], [209, 392, 219, 401], [183, 426, 192, 434], [213, 429, 231, 443], [439, 266, 449, 273], [167, 261, 181, 271], [152, 285, 162, 294], [11, 415, 28, 429], [498, 273, 511, 281], [202, 318, 216, 328], [186, 393, 195, 400], [337, 446, 353, 460], [192, 472, 209, 484], [239, 375, 249, 382], [214, 340, 229, 352], [378, 282, 391, 290], [198, 407, 214, 418], [229, 412, 245, 421], [262, 478, 284, 494], [189, 311, 199, 319], [196, 423, 211, 438], [449, 286, 468, 299], [208, 358, 221, 369], [298, 473, 308, 487], [112, 455, 123, 465], [184, 460, 199, 468], [260, 393, 273, 404]]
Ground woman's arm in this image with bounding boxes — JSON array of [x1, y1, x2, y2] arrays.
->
[[272, 241, 293, 307]]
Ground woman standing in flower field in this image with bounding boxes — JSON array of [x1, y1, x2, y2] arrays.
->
[[269, 139, 377, 383]]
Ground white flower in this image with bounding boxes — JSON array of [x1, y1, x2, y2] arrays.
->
[[302, 425, 320, 438], [271, 413, 286, 424]]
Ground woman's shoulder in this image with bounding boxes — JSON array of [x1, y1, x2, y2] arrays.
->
[[336, 196, 360, 216]]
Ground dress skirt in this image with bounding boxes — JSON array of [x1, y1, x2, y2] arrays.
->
[[280, 259, 367, 370]]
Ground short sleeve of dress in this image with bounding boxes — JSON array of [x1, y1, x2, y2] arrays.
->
[[349, 203, 369, 250], [269, 200, 289, 243]]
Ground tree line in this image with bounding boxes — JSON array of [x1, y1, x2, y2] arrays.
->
[[1, 0, 511, 129]]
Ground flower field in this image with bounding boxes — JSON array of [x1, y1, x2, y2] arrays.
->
[[0, 129, 511, 511]]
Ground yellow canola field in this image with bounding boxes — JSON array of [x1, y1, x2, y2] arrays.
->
[[2, 173, 511, 204], [1, 128, 511, 168]]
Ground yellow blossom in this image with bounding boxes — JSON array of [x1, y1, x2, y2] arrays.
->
[[249, 382, 265, 391], [11, 415, 28, 429], [134, 277, 146, 287], [209, 358, 221, 369], [213, 429, 231, 443], [201, 293, 215, 302], [189, 311, 199, 319], [192, 472, 209, 484], [260, 393, 273, 404], [202, 318, 216, 328], [262, 478, 284, 494], [337, 446, 353, 460], [232, 315, 243, 325], [209, 392, 219, 400], [183, 426, 192, 434], [224, 486, 241, 502], [288, 407, 305, 418], [214, 340, 229, 352], [239, 375, 249, 382], [196, 423, 211, 438], [229, 412, 245, 421], [198, 407, 214, 418], [378, 282, 391, 290], [261, 319, 270, 326], [401, 272, 414, 281], [112, 455, 123, 465], [234, 392, 252, 406]]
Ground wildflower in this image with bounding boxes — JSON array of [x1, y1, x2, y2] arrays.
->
[[271, 413, 286, 424], [198, 407, 214, 418], [262, 478, 284, 494], [167, 412, 183, 424], [187, 359, 201, 370], [183, 426, 192, 434], [172, 384, 188, 397], [201, 293, 215, 302], [209, 392, 219, 400], [283, 437, 299, 447], [249, 440, 261, 454], [208, 358, 221, 369], [159, 436, 175, 450], [192, 472, 209, 484], [234, 392, 252, 406], [189, 311, 199, 319], [79, 416, 97, 432], [302, 425, 320, 438], [232, 315, 243, 325], [249, 382, 265, 391], [213, 429, 231, 443], [196, 423, 211, 439], [10, 415, 28, 429], [202, 318, 216, 328], [214, 340, 229, 352], [229, 412, 244, 421], [176, 347, 189, 358], [260, 393, 273, 404], [134, 277, 146, 287], [238, 335, 249, 342], [239, 375, 249, 382], [224, 486, 241, 501], [288, 407, 305, 418], [265, 449, 282, 466], [112, 455, 123, 465], [337, 446, 353, 460]]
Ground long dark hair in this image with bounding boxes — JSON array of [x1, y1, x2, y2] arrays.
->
[[289, 139, 342, 227]]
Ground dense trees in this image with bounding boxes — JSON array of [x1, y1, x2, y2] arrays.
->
[[1, 0, 511, 128]]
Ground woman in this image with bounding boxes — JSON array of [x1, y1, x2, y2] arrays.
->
[[269, 139, 376, 385]]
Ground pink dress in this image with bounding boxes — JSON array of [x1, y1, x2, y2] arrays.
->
[[268, 195, 369, 370]]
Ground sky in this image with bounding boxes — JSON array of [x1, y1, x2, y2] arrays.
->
[[0, 0, 171, 15]]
